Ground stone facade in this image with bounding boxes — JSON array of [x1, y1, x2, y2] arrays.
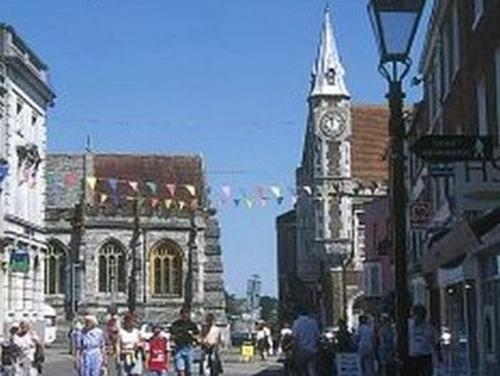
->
[[45, 153, 226, 324], [0, 24, 55, 339]]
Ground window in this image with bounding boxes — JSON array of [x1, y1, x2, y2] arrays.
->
[[98, 240, 126, 293], [44, 241, 67, 295], [150, 240, 182, 296], [477, 76, 488, 136], [16, 101, 22, 115], [473, 0, 484, 28], [363, 262, 382, 297]]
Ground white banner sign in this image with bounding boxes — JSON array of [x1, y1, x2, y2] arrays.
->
[[455, 159, 500, 211], [336, 353, 361, 376]]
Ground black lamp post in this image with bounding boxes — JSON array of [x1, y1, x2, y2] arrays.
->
[[367, 0, 425, 372]]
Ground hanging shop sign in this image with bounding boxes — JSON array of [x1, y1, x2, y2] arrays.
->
[[10, 249, 30, 273], [411, 135, 493, 162], [455, 158, 500, 211]]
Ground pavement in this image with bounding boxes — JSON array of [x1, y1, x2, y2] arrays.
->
[[43, 347, 283, 376]]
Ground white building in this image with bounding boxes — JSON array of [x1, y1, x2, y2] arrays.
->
[[0, 24, 55, 339], [288, 8, 389, 326]]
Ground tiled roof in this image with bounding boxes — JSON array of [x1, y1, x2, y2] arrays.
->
[[94, 154, 204, 202], [351, 105, 389, 185]]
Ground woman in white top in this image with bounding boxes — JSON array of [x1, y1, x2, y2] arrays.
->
[[408, 304, 438, 376], [13, 320, 42, 376], [118, 312, 143, 376]]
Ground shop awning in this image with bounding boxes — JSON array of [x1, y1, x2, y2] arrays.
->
[[422, 221, 479, 274]]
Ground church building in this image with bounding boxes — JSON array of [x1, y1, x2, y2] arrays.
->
[[45, 152, 226, 323], [278, 9, 389, 327]]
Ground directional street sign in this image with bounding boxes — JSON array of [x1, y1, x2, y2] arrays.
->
[[411, 135, 493, 162]]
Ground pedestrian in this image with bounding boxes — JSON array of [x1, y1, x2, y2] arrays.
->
[[334, 319, 356, 353], [377, 314, 396, 376], [118, 312, 144, 376], [355, 315, 376, 376], [70, 319, 84, 356], [278, 322, 292, 356], [291, 305, 320, 376], [146, 324, 170, 376], [170, 305, 199, 376], [255, 322, 270, 361], [1, 324, 22, 376], [105, 306, 120, 371], [13, 320, 42, 376], [408, 304, 439, 376], [200, 313, 223, 376], [75, 315, 107, 376]]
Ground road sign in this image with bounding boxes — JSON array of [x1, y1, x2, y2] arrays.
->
[[411, 135, 493, 162], [410, 202, 431, 225]]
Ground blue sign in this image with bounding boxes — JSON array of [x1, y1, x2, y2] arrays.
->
[[11, 249, 30, 273]]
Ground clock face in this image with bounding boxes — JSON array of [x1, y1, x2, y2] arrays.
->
[[320, 111, 345, 137]]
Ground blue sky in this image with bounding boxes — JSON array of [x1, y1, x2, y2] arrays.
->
[[3, 0, 429, 296]]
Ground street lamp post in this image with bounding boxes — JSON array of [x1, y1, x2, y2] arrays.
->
[[367, 0, 425, 373]]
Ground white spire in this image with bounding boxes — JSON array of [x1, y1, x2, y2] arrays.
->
[[310, 7, 349, 98]]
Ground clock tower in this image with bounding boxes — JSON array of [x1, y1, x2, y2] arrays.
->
[[296, 7, 354, 324]]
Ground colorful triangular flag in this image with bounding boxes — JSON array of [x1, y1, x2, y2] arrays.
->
[[128, 181, 138, 192], [270, 186, 282, 198], [151, 198, 160, 208], [244, 198, 253, 209], [179, 201, 186, 211], [184, 184, 196, 197], [99, 193, 108, 204], [303, 185, 312, 195], [108, 178, 118, 192], [146, 182, 157, 194], [164, 199, 173, 209], [166, 184, 176, 197], [86, 177, 97, 191]]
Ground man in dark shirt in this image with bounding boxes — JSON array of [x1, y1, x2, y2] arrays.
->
[[170, 306, 199, 376]]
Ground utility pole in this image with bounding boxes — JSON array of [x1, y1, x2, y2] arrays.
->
[[128, 198, 140, 313], [185, 209, 197, 308], [69, 200, 84, 320]]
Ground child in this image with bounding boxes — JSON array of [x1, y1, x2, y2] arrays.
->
[[146, 325, 169, 376]]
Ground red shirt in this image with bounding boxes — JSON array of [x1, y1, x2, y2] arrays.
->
[[147, 336, 169, 371]]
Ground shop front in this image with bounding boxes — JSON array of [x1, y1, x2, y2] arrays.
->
[[438, 260, 479, 376], [477, 251, 500, 375]]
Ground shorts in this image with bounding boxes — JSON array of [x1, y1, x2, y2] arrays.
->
[[174, 346, 193, 372], [147, 371, 167, 376]]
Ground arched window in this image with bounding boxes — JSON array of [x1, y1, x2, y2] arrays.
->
[[98, 240, 126, 294], [150, 241, 182, 297], [44, 241, 67, 295]]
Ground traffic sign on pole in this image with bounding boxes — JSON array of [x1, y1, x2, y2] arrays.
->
[[411, 135, 493, 162]]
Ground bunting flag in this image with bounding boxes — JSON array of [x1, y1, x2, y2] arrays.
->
[[178, 201, 186, 211], [87, 177, 97, 191], [303, 185, 312, 195], [244, 198, 253, 209], [146, 182, 157, 194], [164, 199, 173, 209], [138, 197, 146, 209], [65, 171, 79, 187], [190, 199, 199, 210], [221, 186, 232, 198], [46, 173, 55, 186], [277, 196, 284, 205], [128, 181, 138, 192], [99, 193, 108, 204], [151, 198, 160, 208], [291, 195, 298, 205], [108, 178, 118, 192], [184, 184, 196, 197], [270, 186, 282, 198], [233, 198, 241, 207], [166, 184, 176, 197]]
